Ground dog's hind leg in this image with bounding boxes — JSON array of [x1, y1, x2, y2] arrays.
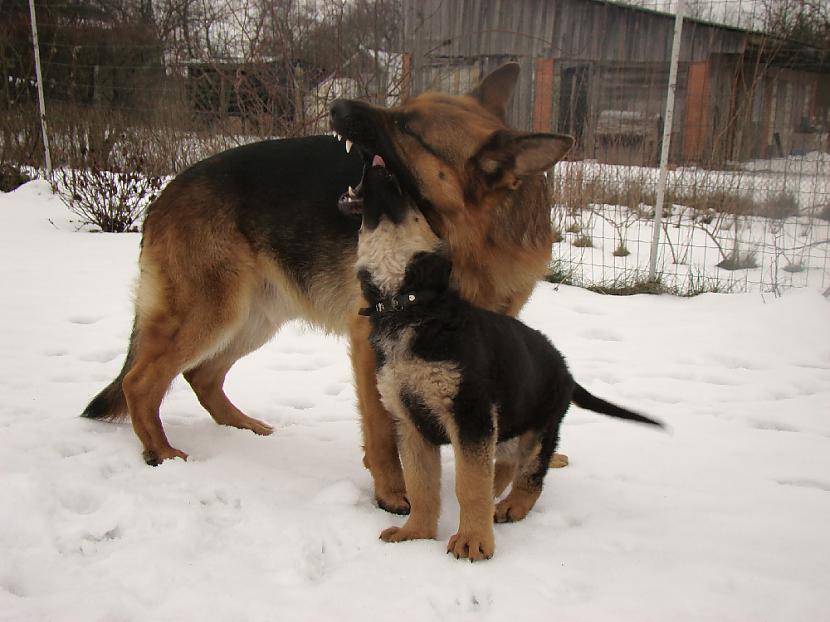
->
[[494, 428, 558, 523], [183, 359, 273, 437], [183, 314, 278, 437], [121, 316, 196, 466], [493, 461, 517, 498], [125, 305, 256, 465], [493, 439, 518, 498], [502, 299, 569, 471], [123, 235, 262, 465], [349, 315, 410, 515]]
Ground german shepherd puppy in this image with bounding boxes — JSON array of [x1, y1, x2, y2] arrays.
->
[[82, 64, 574, 514], [356, 159, 662, 560]]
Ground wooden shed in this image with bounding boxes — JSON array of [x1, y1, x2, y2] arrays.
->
[[401, 0, 830, 164]]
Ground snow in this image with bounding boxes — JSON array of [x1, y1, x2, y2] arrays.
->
[[2, 180, 829, 620]]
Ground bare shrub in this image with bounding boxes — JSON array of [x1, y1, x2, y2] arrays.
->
[[717, 250, 758, 271], [612, 244, 631, 257], [757, 191, 799, 220], [52, 150, 164, 232], [673, 187, 756, 216]]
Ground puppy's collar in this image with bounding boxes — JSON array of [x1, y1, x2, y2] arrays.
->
[[359, 290, 438, 317]]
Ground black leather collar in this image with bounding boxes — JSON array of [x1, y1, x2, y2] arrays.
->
[[359, 290, 438, 317]]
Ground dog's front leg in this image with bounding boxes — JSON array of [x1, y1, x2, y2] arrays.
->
[[380, 419, 440, 542], [348, 315, 410, 514], [447, 437, 496, 561]]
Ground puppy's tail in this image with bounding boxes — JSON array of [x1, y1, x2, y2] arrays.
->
[[572, 383, 663, 427], [81, 319, 137, 422]]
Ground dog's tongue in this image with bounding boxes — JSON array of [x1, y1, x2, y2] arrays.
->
[[372, 155, 385, 168]]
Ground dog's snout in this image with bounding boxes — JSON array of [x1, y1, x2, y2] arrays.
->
[[330, 99, 379, 147], [330, 99, 352, 127]]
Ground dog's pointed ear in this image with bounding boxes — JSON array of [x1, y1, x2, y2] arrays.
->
[[468, 63, 520, 120], [474, 130, 574, 189]]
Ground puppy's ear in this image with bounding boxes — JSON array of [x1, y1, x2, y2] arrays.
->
[[473, 130, 573, 190]]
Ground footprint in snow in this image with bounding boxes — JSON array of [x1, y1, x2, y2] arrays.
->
[[312, 480, 361, 506], [79, 349, 121, 363], [285, 398, 315, 410], [323, 382, 347, 396], [776, 478, 830, 492], [58, 487, 101, 515], [50, 374, 80, 384], [53, 441, 93, 459], [67, 315, 102, 325], [751, 419, 799, 433], [580, 327, 623, 342]]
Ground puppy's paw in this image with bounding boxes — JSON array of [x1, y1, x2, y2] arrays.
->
[[379, 525, 435, 542], [446, 531, 494, 561], [494, 497, 533, 523], [376, 491, 411, 515]]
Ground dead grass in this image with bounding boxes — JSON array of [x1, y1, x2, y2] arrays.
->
[[572, 234, 594, 248], [549, 166, 782, 221], [545, 263, 738, 297]]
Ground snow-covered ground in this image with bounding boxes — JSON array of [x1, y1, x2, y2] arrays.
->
[[1, 180, 829, 621]]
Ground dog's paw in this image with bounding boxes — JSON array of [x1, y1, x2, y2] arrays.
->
[[376, 491, 411, 515], [446, 531, 494, 561], [549, 452, 569, 468], [143, 446, 188, 466], [247, 418, 274, 436], [379, 525, 435, 543], [494, 498, 532, 523]]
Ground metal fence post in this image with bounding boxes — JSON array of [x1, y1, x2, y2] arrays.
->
[[648, 0, 685, 282], [28, 0, 52, 175]]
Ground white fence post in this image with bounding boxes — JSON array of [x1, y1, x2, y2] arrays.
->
[[28, 0, 52, 175], [648, 0, 685, 282]]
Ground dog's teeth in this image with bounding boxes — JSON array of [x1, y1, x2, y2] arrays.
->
[[345, 139, 353, 154], [347, 185, 357, 197]]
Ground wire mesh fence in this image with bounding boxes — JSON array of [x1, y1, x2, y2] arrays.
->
[[2, 0, 829, 295]]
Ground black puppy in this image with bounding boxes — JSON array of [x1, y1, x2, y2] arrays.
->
[[356, 157, 662, 561]]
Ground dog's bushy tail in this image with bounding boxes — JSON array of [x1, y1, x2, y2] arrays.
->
[[81, 319, 138, 422], [572, 383, 663, 427]]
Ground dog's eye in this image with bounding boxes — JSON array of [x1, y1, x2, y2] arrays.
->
[[396, 115, 411, 133]]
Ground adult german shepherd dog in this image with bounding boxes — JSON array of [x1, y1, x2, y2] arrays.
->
[[83, 63, 574, 514]]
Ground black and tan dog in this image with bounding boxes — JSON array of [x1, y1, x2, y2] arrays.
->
[[356, 158, 662, 560], [82, 63, 574, 514]]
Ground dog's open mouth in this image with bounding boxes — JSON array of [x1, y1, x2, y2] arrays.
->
[[332, 131, 385, 216]]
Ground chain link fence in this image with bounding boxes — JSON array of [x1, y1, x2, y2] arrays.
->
[[2, 0, 829, 294]]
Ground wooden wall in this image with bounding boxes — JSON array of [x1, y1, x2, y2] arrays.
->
[[401, 0, 750, 162]]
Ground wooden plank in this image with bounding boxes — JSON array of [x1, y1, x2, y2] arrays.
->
[[683, 60, 711, 161], [533, 57, 555, 131]]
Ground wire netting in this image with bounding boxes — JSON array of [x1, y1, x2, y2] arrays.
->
[[2, 0, 828, 294]]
